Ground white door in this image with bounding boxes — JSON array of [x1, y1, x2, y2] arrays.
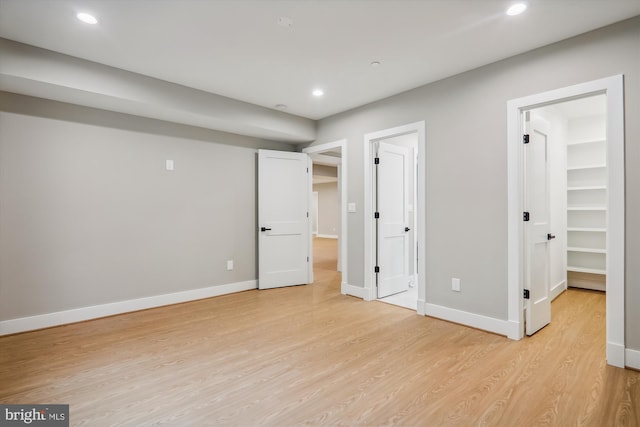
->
[[376, 141, 411, 298], [258, 150, 311, 289], [524, 117, 553, 335]]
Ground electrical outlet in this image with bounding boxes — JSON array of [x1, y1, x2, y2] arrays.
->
[[452, 278, 461, 292], [226, 260, 234, 271]]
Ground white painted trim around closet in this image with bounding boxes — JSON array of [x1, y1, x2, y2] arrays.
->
[[507, 75, 625, 367], [0, 280, 257, 336]]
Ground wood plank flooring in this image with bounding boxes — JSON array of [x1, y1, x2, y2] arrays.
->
[[1, 237, 638, 426]]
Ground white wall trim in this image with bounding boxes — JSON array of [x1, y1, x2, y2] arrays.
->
[[341, 283, 368, 300], [303, 139, 348, 281], [424, 303, 517, 338], [0, 280, 257, 336], [417, 299, 426, 316], [507, 75, 625, 368], [550, 280, 567, 302], [316, 234, 339, 239], [364, 121, 426, 308], [625, 348, 640, 370]]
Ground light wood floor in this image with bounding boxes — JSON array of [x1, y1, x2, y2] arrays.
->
[[1, 237, 638, 426]]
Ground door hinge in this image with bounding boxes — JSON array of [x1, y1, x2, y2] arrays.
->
[[523, 211, 530, 221], [374, 266, 380, 273], [374, 211, 379, 219], [523, 289, 530, 299], [374, 157, 380, 165], [307, 211, 309, 218], [523, 134, 530, 144], [307, 256, 309, 262], [307, 167, 309, 173]]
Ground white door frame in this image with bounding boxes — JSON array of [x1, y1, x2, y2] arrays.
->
[[507, 75, 625, 367], [364, 121, 426, 314], [303, 140, 348, 290]]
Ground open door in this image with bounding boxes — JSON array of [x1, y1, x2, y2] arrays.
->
[[376, 141, 411, 298], [258, 149, 311, 289], [524, 116, 553, 335]]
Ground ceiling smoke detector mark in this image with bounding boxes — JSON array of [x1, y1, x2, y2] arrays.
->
[[76, 12, 98, 24], [277, 16, 293, 28], [506, 3, 528, 16], [312, 89, 324, 97]]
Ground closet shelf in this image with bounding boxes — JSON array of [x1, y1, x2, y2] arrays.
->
[[567, 206, 607, 211], [567, 138, 606, 146], [567, 185, 606, 191], [567, 227, 606, 232], [567, 164, 607, 171], [568, 247, 606, 254], [567, 266, 606, 275]]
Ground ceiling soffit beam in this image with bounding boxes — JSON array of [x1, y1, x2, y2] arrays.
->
[[0, 38, 316, 143]]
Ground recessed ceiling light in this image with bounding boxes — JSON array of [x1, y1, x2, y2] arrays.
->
[[312, 89, 324, 97], [370, 61, 381, 68], [77, 12, 98, 24], [506, 3, 527, 16], [275, 104, 288, 110]]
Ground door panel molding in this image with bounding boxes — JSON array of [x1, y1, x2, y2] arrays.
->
[[258, 149, 311, 289]]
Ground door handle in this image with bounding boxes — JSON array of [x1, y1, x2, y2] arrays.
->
[[547, 233, 556, 240], [405, 227, 411, 232], [261, 227, 272, 232]]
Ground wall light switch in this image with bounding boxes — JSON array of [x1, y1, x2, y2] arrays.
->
[[452, 278, 461, 292], [166, 159, 174, 171], [348, 202, 356, 213], [226, 260, 234, 271]]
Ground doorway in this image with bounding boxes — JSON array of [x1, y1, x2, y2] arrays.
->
[[302, 140, 348, 292], [507, 75, 625, 367], [364, 121, 426, 314]]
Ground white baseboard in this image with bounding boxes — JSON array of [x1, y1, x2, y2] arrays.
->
[[417, 299, 426, 316], [316, 234, 338, 239], [625, 348, 640, 370], [341, 282, 367, 299], [424, 303, 513, 337], [607, 342, 626, 368], [550, 280, 566, 301], [0, 280, 257, 336]]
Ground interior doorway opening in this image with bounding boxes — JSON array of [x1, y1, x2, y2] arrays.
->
[[522, 94, 608, 336], [302, 140, 348, 291], [507, 75, 625, 367], [364, 121, 426, 314]]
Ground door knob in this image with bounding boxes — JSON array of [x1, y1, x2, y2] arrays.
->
[[405, 227, 411, 232], [261, 227, 272, 232], [547, 233, 556, 240]]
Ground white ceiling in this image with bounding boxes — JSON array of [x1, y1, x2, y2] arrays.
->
[[0, 0, 638, 121]]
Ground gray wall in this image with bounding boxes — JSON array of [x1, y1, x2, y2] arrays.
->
[[313, 182, 339, 237], [0, 92, 293, 320], [310, 17, 640, 349]]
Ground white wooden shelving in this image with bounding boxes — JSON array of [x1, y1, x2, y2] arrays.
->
[[566, 133, 606, 290]]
